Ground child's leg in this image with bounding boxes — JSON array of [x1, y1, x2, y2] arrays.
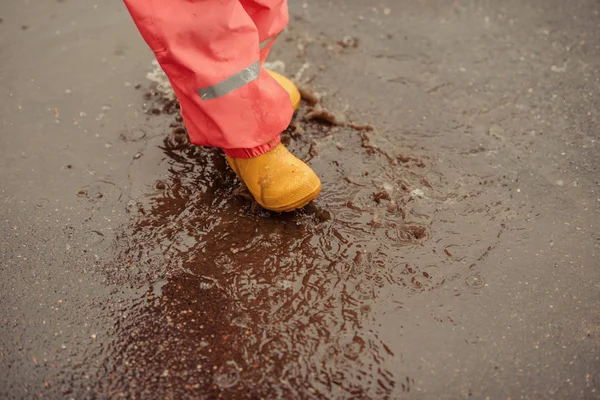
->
[[123, 0, 293, 158], [238, 0, 300, 110], [239, 0, 289, 63]]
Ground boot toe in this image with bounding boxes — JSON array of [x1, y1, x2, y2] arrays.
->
[[260, 168, 321, 212], [226, 144, 321, 212]]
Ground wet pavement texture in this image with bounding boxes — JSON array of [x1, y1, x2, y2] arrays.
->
[[1, 0, 600, 399]]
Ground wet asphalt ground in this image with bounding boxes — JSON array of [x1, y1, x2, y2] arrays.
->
[[1, 0, 600, 398]]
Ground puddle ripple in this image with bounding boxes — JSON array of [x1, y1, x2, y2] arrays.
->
[[99, 101, 507, 398]]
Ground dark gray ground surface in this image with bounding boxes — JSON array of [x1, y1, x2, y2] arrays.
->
[[1, 0, 599, 399]]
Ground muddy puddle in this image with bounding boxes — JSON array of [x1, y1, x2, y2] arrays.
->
[[96, 84, 510, 399]]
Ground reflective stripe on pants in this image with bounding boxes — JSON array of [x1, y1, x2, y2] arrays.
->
[[124, 0, 293, 158]]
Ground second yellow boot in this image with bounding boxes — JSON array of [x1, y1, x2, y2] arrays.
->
[[226, 144, 321, 212], [266, 69, 301, 111]]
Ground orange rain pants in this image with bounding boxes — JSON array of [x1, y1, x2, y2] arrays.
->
[[123, 0, 293, 158]]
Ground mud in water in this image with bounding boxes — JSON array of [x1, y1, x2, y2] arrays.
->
[[97, 89, 509, 399]]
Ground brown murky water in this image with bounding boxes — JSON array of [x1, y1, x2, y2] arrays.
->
[[97, 90, 508, 399]]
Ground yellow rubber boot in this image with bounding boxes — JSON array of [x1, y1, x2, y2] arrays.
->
[[266, 69, 301, 111], [226, 144, 321, 212]]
